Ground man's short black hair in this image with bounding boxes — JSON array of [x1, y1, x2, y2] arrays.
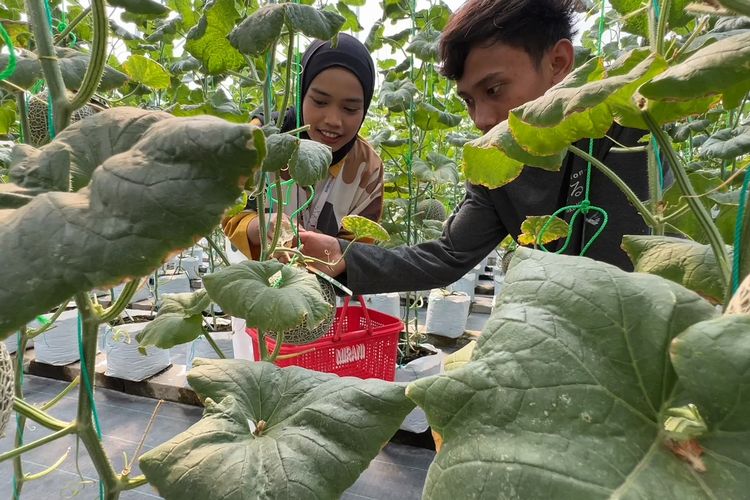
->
[[439, 0, 580, 80]]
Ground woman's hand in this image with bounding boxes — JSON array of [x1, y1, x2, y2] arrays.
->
[[298, 228, 346, 276]]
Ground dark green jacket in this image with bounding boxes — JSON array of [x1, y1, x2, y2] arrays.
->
[[340, 125, 663, 295]]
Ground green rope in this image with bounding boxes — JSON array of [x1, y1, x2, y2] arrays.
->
[[0, 23, 17, 80], [76, 312, 104, 500], [537, 0, 609, 256], [12, 330, 25, 499], [732, 171, 750, 293]]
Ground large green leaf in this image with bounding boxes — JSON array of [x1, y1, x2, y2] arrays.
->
[[364, 20, 384, 52], [289, 139, 331, 186], [335, 1, 362, 31], [229, 4, 344, 56], [342, 215, 389, 241], [0, 109, 265, 338], [406, 29, 440, 62], [463, 121, 566, 188], [107, 0, 168, 15], [262, 133, 300, 172], [378, 78, 418, 112], [518, 215, 569, 246], [140, 359, 415, 499], [412, 152, 459, 184], [0, 47, 128, 91], [407, 248, 720, 499], [622, 235, 731, 304], [202, 261, 332, 332], [713, 0, 750, 17], [413, 102, 462, 131], [639, 32, 750, 105], [701, 125, 750, 159], [509, 51, 667, 156], [136, 290, 210, 350], [122, 54, 170, 89], [9, 108, 173, 192], [185, 0, 244, 74]]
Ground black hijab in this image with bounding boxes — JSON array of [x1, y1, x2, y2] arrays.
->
[[281, 33, 376, 166]]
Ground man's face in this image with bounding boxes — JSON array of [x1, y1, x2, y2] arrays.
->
[[457, 42, 559, 135]]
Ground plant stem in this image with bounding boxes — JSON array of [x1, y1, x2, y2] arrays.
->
[[643, 112, 732, 289], [263, 43, 277, 127], [257, 329, 269, 360], [737, 184, 750, 292], [203, 331, 226, 359], [119, 475, 148, 490], [27, 301, 69, 339], [205, 234, 231, 266], [74, 293, 121, 499], [98, 278, 143, 323], [567, 145, 660, 229], [54, 6, 91, 44], [647, 141, 665, 235], [268, 177, 285, 256], [285, 124, 310, 136], [276, 32, 295, 129], [653, 0, 672, 55], [25, 0, 71, 132], [0, 424, 76, 463], [13, 398, 69, 431], [669, 16, 708, 62], [16, 93, 30, 144], [268, 331, 284, 362], [70, 0, 107, 110], [40, 376, 80, 411], [257, 189, 269, 261], [12, 328, 28, 498]]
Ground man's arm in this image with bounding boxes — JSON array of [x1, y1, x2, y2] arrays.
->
[[303, 183, 507, 295]]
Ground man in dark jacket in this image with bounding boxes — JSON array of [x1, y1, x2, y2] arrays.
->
[[298, 0, 654, 294]]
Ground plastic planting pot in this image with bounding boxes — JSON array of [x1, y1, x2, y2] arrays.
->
[[102, 322, 171, 381], [424, 290, 471, 339]]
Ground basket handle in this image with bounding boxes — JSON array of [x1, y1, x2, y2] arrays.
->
[[332, 295, 373, 342]]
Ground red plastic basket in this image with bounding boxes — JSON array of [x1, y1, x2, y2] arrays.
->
[[247, 296, 402, 381]]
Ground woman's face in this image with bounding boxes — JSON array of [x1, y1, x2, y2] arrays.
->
[[302, 67, 365, 153]]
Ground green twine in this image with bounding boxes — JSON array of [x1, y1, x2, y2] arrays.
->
[[537, 0, 609, 256], [77, 312, 104, 500], [0, 23, 17, 81], [732, 170, 750, 293], [12, 330, 25, 499]]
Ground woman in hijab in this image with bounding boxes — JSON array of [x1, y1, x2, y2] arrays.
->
[[223, 33, 384, 260]]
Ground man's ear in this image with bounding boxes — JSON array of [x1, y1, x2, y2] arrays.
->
[[547, 39, 575, 86]]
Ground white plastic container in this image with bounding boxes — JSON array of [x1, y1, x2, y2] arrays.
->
[[186, 332, 234, 371], [102, 322, 171, 381], [396, 346, 445, 433], [449, 272, 476, 302], [154, 273, 191, 304], [231, 318, 253, 361], [363, 293, 401, 318], [35, 309, 102, 366], [424, 290, 471, 338]]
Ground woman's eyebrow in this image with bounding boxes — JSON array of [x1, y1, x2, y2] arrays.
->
[[309, 87, 363, 104]]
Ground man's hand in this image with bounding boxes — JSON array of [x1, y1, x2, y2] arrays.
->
[[247, 213, 293, 247], [298, 229, 347, 277]]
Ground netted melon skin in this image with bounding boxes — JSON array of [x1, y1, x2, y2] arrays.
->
[[27, 91, 100, 147], [0, 342, 15, 437], [416, 199, 447, 223], [266, 277, 337, 345]]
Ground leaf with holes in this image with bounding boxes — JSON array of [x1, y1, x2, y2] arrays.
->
[[136, 290, 210, 350], [262, 133, 300, 172], [701, 125, 750, 160], [140, 359, 415, 499], [509, 51, 667, 156], [185, 0, 244, 74], [0, 47, 128, 91], [342, 215, 389, 242], [289, 139, 331, 186], [0, 109, 265, 338], [122, 54, 170, 89], [622, 235, 732, 304], [463, 121, 566, 188], [518, 215, 569, 246], [203, 260, 332, 332], [413, 102, 462, 131], [407, 248, 722, 500]]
